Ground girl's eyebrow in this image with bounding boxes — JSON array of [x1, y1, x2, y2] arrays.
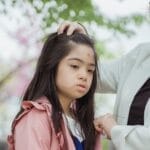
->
[[67, 58, 95, 66]]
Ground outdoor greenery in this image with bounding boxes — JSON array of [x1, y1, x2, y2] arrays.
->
[[1, 0, 148, 35]]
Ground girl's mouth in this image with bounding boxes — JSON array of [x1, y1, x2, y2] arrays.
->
[[77, 84, 86, 92]]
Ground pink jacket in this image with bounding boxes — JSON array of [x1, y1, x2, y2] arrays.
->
[[8, 96, 102, 150]]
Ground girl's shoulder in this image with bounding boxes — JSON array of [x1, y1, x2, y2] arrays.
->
[[14, 96, 52, 123], [7, 96, 53, 150], [22, 96, 52, 112]]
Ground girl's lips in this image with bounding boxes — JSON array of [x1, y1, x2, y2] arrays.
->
[[77, 84, 86, 88], [77, 84, 87, 92]]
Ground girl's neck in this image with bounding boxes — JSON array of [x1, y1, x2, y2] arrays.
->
[[58, 96, 73, 115]]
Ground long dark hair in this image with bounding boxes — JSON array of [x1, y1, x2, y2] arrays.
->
[[15, 32, 99, 150]]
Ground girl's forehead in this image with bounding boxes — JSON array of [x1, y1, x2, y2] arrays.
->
[[68, 44, 94, 56], [63, 44, 95, 64]]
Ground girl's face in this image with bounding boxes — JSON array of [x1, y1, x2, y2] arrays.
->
[[55, 43, 95, 102]]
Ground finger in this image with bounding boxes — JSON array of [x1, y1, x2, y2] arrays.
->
[[75, 24, 87, 34], [76, 28, 86, 34], [67, 25, 76, 35], [95, 125, 103, 132], [94, 121, 103, 131], [57, 21, 71, 34], [94, 117, 103, 124]]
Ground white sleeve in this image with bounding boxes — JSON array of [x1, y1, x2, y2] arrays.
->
[[111, 125, 150, 150], [96, 44, 142, 93], [111, 91, 150, 150], [97, 59, 122, 93]]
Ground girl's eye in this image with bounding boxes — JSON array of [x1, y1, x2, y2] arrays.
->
[[88, 69, 94, 74], [70, 65, 79, 69]]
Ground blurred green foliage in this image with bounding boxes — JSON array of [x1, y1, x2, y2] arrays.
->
[[0, 0, 149, 60], [0, 0, 149, 37], [102, 139, 109, 150]]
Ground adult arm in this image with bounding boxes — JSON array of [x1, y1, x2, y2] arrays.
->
[[111, 124, 150, 150], [94, 111, 150, 150], [96, 44, 143, 93]]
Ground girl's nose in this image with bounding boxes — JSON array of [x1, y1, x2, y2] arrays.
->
[[79, 76, 87, 81], [78, 70, 87, 81]]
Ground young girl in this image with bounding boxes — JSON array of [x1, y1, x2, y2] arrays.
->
[[7, 32, 101, 150]]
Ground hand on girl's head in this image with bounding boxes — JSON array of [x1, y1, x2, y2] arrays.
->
[[57, 21, 87, 35]]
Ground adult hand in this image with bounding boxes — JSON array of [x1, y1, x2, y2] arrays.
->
[[94, 113, 117, 139], [57, 21, 87, 35]]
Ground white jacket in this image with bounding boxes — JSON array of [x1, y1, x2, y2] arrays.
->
[[97, 42, 150, 150]]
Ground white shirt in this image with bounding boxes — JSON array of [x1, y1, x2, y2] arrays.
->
[[64, 115, 84, 142]]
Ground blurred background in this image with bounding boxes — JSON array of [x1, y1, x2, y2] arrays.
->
[[0, 0, 150, 149]]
